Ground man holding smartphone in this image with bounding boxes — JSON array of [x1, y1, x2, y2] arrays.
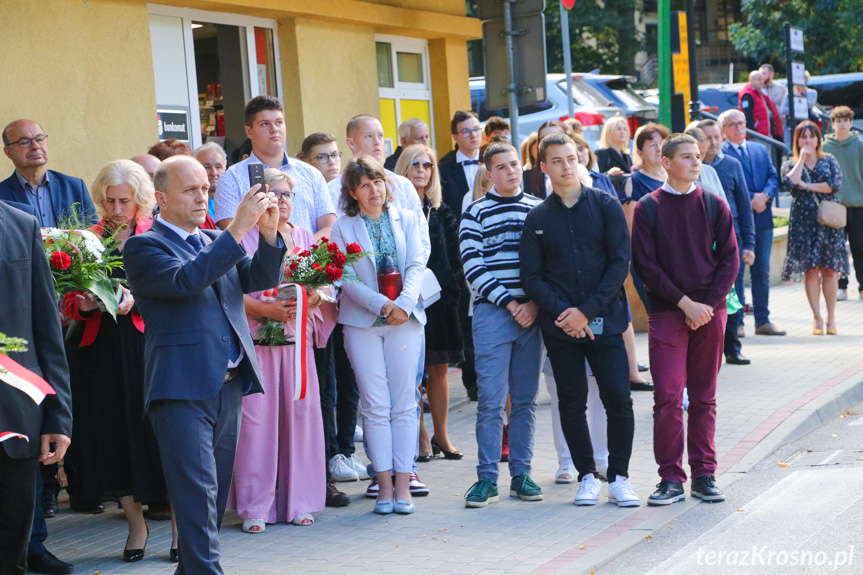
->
[[520, 133, 639, 508]]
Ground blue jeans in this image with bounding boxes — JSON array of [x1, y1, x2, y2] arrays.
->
[[472, 303, 542, 482], [749, 226, 773, 327]]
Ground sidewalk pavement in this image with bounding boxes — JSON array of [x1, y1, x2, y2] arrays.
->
[[41, 281, 863, 574]]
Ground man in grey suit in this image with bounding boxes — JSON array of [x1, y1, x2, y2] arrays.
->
[[0, 200, 72, 575], [124, 156, 285, 574]]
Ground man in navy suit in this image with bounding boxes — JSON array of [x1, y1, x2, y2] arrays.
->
[[1, 120, 96, 227], [719, 110, 786, 337], [124, 156, 285, 574], [0, 200, 72, 575]]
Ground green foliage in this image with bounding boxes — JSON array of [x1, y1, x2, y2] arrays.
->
[[729, 0, 863, 75], [774, 216, 790, 228], [0, 333, 28, 355], [545, 1, 644, 75]]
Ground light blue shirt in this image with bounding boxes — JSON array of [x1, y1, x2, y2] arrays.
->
[[16, 171, 54, 227]]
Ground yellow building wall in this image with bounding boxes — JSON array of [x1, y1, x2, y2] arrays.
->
[[429, 36, 472, 159], [0, 0, 156, 188], [278, 18, 380, 157]]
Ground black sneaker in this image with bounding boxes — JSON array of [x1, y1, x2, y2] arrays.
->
[[691, 475, 725, 502], [647, 479, 685, 506], [325, 481, 350, 507]]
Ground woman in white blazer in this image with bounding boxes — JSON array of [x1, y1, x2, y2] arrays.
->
[[331, 156, 426, 515]]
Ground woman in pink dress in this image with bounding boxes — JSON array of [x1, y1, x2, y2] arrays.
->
[[229, 169, 336, 531]]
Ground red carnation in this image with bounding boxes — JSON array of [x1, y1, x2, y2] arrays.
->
[[332, 250, 346, 268], [325, 263, 342, 282], [289, 262, 298, 271], [327, 242, 338, 253], [312, 263, 321, 270], [50, 251, 72, 271], [300, 250, 312, 258], [319, 236, 329, 244], [346, 242, 362, 254]]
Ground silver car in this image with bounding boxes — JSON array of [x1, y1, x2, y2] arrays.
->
[[469, 74, 625, 148]]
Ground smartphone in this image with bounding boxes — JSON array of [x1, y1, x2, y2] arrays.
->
[[248, 162, 265, 193], [589, 317, 604, 335]]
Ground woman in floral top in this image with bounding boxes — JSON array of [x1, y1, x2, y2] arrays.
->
[[781, 121, 849, 335]]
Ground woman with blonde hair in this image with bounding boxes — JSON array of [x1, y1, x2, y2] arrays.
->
[[596, 117, 633, 193], [395, 145, 464, 462], [62, 160, 178, 562]]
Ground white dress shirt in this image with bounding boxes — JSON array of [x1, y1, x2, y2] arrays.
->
[[660, 181, 697, 196], [456, 149, 481, 189]]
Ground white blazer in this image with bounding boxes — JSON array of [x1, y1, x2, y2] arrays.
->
[[331, 206, 427, 328]]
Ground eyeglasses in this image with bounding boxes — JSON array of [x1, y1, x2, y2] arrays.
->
[[4, 134, 48, 148], [273, 190, 295, 201], [314, 152, 342, 165], [458, 127, 483, 137], [411, 160, 434, 171]]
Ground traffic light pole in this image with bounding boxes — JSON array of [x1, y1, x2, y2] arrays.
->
[[658, 0, 671, 127], [560, 2, 575, 119], [504, 0, 521, 146]]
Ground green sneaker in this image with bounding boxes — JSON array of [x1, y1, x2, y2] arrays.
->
[[464, 478, 499, 508], [510, 473, 543, 501]]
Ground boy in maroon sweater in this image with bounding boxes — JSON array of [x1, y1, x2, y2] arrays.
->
[[631, 134, 739, 506]]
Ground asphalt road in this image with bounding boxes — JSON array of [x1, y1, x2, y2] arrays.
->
[[598, 398, 863, 574]]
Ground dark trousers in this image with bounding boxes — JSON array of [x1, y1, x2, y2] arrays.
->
[[457, 285, 477, 392], [724, 233, 745, 357], [149, 379, 242, 575], [332, 325, 359, 457], [27, 472, 47, 558], [314, 340, 336, 464], [0, 451, 38, 575], [839, 206, 863, 291], [543, 332, 634, 483]]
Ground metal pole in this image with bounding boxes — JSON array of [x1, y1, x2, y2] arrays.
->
[[504, 0, 521, 146], [658, 0, 671, 126], [785, 22, 797, 139], [561, 2, 575, 119], [685, 0, 701, 121]]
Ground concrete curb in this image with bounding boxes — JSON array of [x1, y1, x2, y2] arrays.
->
[[569, 374, 863, 575]]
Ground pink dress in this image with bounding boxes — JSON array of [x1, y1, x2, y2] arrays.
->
[[228, 225, 337, 523]]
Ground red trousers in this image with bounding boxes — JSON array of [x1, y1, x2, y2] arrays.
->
[[648, 307, 727, 483]]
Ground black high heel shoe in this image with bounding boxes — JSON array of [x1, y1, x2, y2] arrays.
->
[[123, 524, 149, 563], [431, 436, 463, 460], [169, 547, 179, 562]]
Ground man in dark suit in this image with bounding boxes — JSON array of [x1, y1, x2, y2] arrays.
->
[[719, 109, 786, 337], [0, 200, 72, 575], [124, 156, 285, 574], [439, 111, 483, 218], [1, 120, 96, 227], [384, 118, 430, 171]]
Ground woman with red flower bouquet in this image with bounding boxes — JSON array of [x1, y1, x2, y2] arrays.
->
[[228, 169, 337, 531], [60, 160, 178, 562]]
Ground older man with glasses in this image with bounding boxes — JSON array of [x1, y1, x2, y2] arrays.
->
[[1, 119, 96, 227]]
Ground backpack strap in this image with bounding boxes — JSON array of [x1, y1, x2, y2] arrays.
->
[[638, 192, 658, 232], [703, 189, 718, 243]]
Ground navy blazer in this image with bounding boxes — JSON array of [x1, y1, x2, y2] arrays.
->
[[123, 219, 286, 408], [0, 170, 96, 226], [0, 201, 72, 458], [438, 159, 471, 220], [721, 140, 779, 229]]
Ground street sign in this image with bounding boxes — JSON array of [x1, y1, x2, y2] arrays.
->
[[791, 61, 806, 86], [478, 0, 545, 21], [789, 27, 804, 52], [793, 96, 809, 120], [482, 13, 548, 110]]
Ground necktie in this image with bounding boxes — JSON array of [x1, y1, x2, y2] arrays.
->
[[186, 233, 241, 363], [739, 146, 752, 175], [461, 159, 480, 166]]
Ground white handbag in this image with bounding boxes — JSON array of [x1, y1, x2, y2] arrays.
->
[[416, 268, 442, 311]]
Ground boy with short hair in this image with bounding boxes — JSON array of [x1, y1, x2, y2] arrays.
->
[[631, 134, 739, 506], [460, 142, 544, 508], [823, 106, 863, 300]]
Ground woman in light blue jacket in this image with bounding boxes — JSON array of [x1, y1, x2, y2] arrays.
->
[[331, 156, 426, 515]]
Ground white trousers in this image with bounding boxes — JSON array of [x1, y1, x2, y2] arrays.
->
[[344, 320, 423, 474], [543, 356, 609, 470]]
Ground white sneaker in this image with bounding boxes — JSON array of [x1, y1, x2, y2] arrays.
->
[[328, 454, 359, 482], [608, 476, 641, 507], [353, 425, 364, 443], [409, 472, 430, 496], [347, 454, 369, 479], [837, 289, 848, 301], [574, 473, 601, 506], [555, 461, 575, 484]]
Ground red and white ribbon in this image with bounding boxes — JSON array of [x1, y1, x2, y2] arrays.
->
[[287, 283, 308, 400], [0, 354, 56, 405], [0, 431, 29, 443]]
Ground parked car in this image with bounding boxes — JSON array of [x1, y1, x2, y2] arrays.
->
[[806, 72, 863, 130], [469, 74, 626, 148], [582, 73, 658, 134]]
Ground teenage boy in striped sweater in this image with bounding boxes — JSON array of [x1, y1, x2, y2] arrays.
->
[[459, 142, 544, 508]]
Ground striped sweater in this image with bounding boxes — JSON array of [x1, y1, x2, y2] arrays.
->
[[459, 191, 542, 307]]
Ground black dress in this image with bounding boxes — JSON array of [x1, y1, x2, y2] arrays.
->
[[67, 230, 168, 504], [423, 200, 465, 366], [595, 148, 633, 193]]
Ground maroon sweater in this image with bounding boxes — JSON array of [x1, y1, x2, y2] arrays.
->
[[631, 187, 740, 313]]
